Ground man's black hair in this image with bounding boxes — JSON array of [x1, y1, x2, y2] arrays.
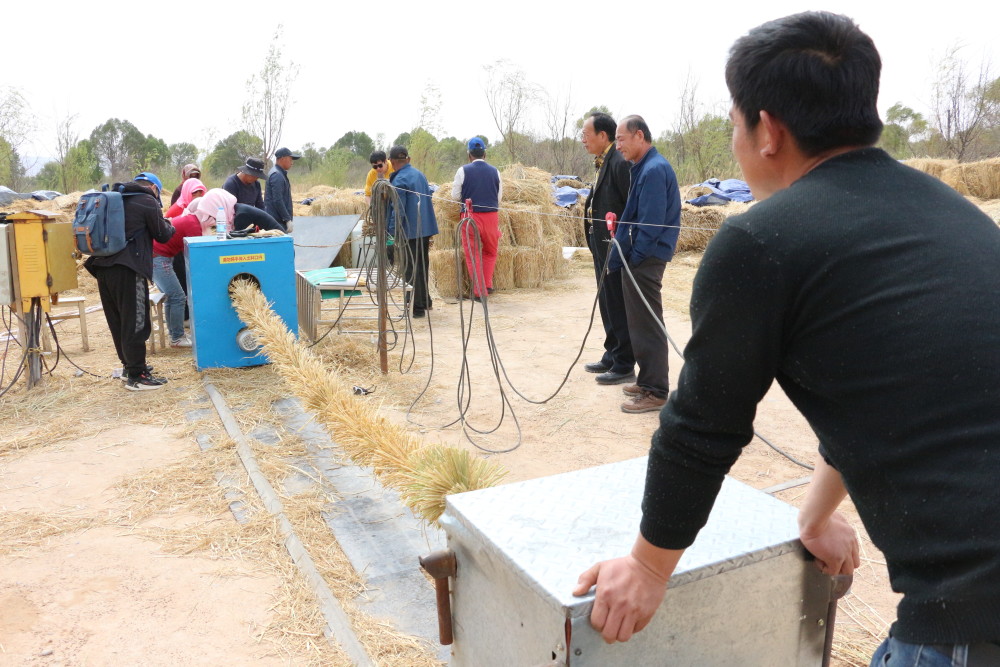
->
[[589, 112, 617, 141], [469, 147, 486, 159], [621, 115, 652, 143], [725, 11, 883, 155], [369, 150, 387, 164]]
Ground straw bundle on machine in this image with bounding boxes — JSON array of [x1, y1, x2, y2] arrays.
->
[[229, 280, 506, 521], [677, 205, 726, 253], [493, 247, 517, 291], [902, 158, 958, 180], [941, 159, 1000, 200], [429, 248, 469, 299], [513, 247, 543, 287]]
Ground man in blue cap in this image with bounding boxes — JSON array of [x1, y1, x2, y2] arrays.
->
[[84, 173, 175, 390], [451, 137, 502, 300], [265, 147, 300, 229]]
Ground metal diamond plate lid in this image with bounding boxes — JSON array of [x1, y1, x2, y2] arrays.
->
[[442, 457, 801, 619]]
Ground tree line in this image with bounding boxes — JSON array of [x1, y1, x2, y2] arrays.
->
[[2, 47, 998, 195]]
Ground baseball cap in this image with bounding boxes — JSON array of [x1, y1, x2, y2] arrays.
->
[[134, 172, 163, 192], [388, 145, 409, 160], [467, 137, 486, 151], [274, 147, 301, 160]]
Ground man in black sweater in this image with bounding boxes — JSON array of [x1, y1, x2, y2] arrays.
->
[[223, 158, 266, 209], [581, 112, 635, 386], [85, 174, 175, 390], [575, 12, 1000, 664]]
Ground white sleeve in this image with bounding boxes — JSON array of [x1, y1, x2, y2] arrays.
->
[[451, 165, 464, 202], [497, 171, 503, 203]]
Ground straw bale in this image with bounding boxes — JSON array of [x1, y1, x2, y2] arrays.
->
[[335, 240, 353, 268], [555, 178, 586, 189], [501, 163, 551, 182], [539, 241, 565, 281], [310, 191, 368, 216], [498, 214, 515, 248], [940, 159, 1000, 199], [682, 184, 714, 200], [501, 177, 551, 207], [306, 184, 338, 197], [505, 205, 543, 247], [902, 158, 958, 180], [431, 181, 460, 226], [976, 199, 1000, 225], [493, 247, 517, 291], [429, 248, 469, 299], [677, 205, 727, 253], [513, 247, 542, 287], [549, 206, 587, 247]]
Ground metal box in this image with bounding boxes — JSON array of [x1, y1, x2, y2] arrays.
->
[[0, 224, 14, 304], [185, 235, 297, 370], [441, 457, 842, 666], [43, 222, 79, 295]]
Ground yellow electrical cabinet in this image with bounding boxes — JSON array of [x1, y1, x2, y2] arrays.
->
[[6, 210, 79, 312]]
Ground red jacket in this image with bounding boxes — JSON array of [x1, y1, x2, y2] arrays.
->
[[153, 214, 203, 258]]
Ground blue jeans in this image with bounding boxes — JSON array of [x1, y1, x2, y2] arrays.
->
[[152, 254, 185, 341], [871, 637, 969, 667]]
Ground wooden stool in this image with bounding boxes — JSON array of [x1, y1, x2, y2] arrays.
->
[[40, 295, 90, 352], [148, 292, 167, 354]]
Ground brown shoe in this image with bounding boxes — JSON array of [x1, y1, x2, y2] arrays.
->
[[622, 384, 641, 396], [621, 391, 666, 414]]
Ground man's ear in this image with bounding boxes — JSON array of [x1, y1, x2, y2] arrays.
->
[[757, 110, 785, 158]]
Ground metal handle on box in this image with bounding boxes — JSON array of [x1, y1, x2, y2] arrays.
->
[[822, 574, 853, 667], [420, 549, 457, 645]]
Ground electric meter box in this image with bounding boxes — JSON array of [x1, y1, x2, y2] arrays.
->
[[2, 212, 78, 310], [185, 235, 297, 371], [440, 457, 846, 666]]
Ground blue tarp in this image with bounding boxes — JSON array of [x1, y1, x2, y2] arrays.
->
[[553, 185, 590, 208], [686, 178, 753, 206]]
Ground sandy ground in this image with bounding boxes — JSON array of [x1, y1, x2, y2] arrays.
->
[[0, 249, 897, 665]]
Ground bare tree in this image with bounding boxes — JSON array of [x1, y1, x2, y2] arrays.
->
[[0, 86, 35, 189], [483, 60, 540, 163], [932, 45, 1000, 161], [543, 86, 589, 175], [54, 113, 79, 194], [242, 26, 299, 163], [418, 80, 444, 136]]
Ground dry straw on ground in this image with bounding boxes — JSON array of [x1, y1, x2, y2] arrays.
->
[[229, 281, 506, 521], [310, 191, 369, 217], [902, 158, 958, 180], [941, 158, 1000, 199]]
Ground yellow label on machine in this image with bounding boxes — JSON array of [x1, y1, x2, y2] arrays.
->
[[219, 253, 265, 264]]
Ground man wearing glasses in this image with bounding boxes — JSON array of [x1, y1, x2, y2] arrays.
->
[[365, 150, 394, 205]]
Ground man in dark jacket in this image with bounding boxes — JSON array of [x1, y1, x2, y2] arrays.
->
[[223, 158, 266, 208], [265, 147, 300, 229], [84, 173, 175, 390], [581, 112, 635, 386], [608, 115, 680, 414], [576, 13, 1000, 664]]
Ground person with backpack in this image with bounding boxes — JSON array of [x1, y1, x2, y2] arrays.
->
[[84, 173, 176, 390]]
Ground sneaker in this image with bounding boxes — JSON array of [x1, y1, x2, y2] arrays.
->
[[622, 384, 641, 396], [170, 335, 193, 348], [125, 372, 168, 391], [620, 391, 666, 414]]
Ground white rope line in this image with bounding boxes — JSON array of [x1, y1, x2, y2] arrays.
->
[[386, 183, 740, 234]]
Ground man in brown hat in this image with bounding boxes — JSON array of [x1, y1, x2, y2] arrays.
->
[[223, 158, 266, 209]]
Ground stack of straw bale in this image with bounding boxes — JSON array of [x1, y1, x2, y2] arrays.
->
[[941, 159, 1000, 200], [902, 158, 958, 180], [677, 205, 727, 253]]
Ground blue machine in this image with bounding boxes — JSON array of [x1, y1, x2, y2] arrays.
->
[[184, 235, 298, 371]]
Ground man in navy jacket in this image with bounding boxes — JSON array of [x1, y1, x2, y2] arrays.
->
[[388, 145, 439, 317], [608, 115, 680, 413]]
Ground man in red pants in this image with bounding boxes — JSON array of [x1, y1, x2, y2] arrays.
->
[[451, 137, 503, 300]]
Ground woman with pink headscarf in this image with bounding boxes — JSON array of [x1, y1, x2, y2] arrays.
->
[[190, 188, 285, 233], [169, 163, 201, 206], [165, 177, 206, 218]]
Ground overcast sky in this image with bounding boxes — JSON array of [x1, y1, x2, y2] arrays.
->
[[6, 0, 998, 166]]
